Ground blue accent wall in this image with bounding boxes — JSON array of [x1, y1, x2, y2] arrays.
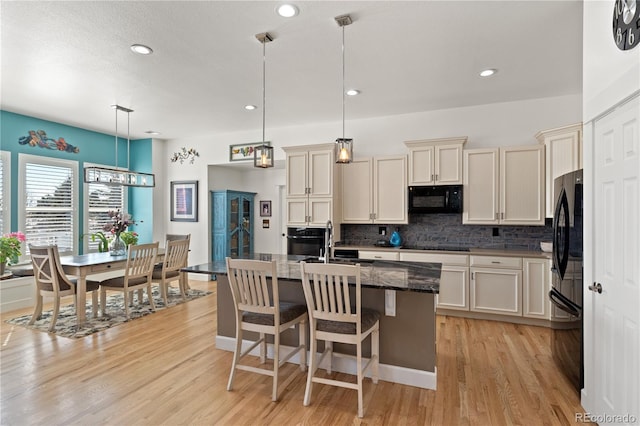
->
[[0, 110, 153, 253]]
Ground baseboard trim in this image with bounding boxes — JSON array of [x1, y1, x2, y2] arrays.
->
[[216, 335, 437, 390]]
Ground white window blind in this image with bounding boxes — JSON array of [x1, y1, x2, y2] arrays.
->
[[23, 161, 75, 254], [86, 179, 124, 252]]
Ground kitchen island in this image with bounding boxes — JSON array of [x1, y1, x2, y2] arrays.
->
[[184, 254, 441, 389]]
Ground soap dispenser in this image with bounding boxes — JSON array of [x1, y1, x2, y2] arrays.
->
[[389, 227, 402, 247]]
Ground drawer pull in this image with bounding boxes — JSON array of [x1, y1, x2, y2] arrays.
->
[[491, 261, 501, 264], [374, 256, 382, 259]]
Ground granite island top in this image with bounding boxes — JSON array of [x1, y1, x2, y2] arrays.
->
[[183, 253, 441, 294]]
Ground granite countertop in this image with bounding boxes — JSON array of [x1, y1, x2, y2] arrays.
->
[[183, 254, 441, 294], [335, 245, 552, 259]]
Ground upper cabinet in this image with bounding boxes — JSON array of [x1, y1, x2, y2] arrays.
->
[[341, 155, 408, 224], [283, 143, 341, 230], [404, 137, 466, 186], [463, 145, 545, 225], [535, 123, 582, 218]]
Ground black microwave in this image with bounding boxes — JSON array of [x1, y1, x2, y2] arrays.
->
[[408, 185, 463, 213]]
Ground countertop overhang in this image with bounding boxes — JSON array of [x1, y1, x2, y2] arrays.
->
[[183, 254, 441, 294]]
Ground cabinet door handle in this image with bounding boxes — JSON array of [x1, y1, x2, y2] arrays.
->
[[501, 212, 504, 220], [491, 261, 501, 264], [495, 212, 498, 220], [431, 174, 434, 181], [471, 272, 475, 280], [374, 255, 382, 259], [435, 174, 438, 181]]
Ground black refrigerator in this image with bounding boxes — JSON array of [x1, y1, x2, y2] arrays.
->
[[549, 169, 583, 392]]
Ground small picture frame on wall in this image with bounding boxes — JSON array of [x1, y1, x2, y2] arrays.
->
[[171, 181, 198, 222], [262, 219, 270, 229], [260, 200, 272, 217]]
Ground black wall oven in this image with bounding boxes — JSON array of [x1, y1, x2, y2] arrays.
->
[[549, 169, 583, 392], [286, 227, 325, 256]]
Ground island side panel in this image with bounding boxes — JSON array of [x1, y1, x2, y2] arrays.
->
[[217, 275, 436, 373]]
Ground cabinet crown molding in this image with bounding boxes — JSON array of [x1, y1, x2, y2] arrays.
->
[[534, 122, 582, 142], [281, 142, 336, 153], [404, 137, 467, 148]]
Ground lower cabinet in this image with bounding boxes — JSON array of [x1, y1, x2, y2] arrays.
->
[[359, 250, 399, 261], [470, 255, 522, 316], [522, 257, 550, 319]]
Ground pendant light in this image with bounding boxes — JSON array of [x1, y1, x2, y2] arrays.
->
[[84, 105, 156, 187], [254, 32, 274, 168], [335, 14, 353, 164]]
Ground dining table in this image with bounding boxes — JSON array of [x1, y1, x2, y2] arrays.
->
[[59, 250, 164, 326]]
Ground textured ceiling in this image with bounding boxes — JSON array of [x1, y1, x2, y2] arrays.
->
[[0, 1, 583, 140]]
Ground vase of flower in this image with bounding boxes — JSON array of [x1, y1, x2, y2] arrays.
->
[[109, 232, 126, 256]]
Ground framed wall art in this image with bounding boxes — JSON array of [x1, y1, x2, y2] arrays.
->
[[171, 180, 198, 222], [260, 200, 272, 217], [229, 141, 271, 162]]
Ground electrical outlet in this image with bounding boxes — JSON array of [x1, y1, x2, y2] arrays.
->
[[379, 226, 387, 235], [492, 227, 499, 237]]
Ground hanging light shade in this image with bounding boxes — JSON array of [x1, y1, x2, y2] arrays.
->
[[254, 32, 275, 168], [84, 105, 156, 187], [335, 14, 354, 164]]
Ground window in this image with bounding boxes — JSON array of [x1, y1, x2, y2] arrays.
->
[[0, 151, 10, 236], [18, 154, 78, 257], [84, 163, 126, 252]]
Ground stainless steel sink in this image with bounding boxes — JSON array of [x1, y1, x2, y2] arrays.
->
[[301, 257, 372, 265]]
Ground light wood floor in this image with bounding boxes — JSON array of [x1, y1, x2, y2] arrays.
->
[[1, 279, 590, 425]]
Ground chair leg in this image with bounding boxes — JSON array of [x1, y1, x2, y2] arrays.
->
[[303, 333, 317, 406], [272, 331, 280, 402], [124, 290, 130, 320], [49, 296, 61, 332], [28, 294, 43, 325], [356, 340, 364, 418], [299, 320, 307, 372], [179, 274, 187, 300], [227, 322, 243, 391], [160, 280, 168, 306], [260, 333, 266, 364], [91, 291, 98, 318], [372, 325, 380, 384], [147, 285, 156, 311], [326, 341, 333, 374]]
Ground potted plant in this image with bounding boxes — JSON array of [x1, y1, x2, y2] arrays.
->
[[0, 232, 26, 274]]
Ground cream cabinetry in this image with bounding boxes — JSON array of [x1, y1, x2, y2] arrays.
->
[[463, 145, 545, 225], [283, 143, 340, 229], [523, 257, 551, 319], [359, 250, 400, 261], [535, 123, 582, 218], [400, 252, 469, 311], [404, 137, 466, 186], [470, 255, 522, 316], [341, 156, 407, 224]]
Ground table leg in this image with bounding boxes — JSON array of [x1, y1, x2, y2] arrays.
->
[[76, 275, 87, 327]]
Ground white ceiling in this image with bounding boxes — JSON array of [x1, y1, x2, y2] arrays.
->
[[1, 1, 583, 141]]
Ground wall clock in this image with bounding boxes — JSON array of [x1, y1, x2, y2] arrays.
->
[[613, 0, 640, 50]]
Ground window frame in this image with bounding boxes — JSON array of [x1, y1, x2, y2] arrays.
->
[[18, 153, 79, 259], [0, 151, 10, 236], [83, 162, 128, 253]]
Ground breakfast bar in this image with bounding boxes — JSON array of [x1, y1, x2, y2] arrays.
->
[[184, 254, 442, 389]]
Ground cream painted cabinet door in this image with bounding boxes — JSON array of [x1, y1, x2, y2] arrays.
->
[[437, 266, 470, 311], [307, 198, 333, 227], [463, 148, 499, 224], [470, 267, 522, 316], [523, 258, 550, 319], [341, 159, 373, 223], [373, 156, 407, 224], [408, 145, 435, 185], [500, 145, 545, 225], [286, 151, 308, 197], [286, 198, 308, 226], [435, 144, 463, 185], [308, 149, 333, 197], [358, 250, 399, 260], [536, 123, 582, 218]]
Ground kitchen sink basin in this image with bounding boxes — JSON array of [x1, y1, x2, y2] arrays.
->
[[301, 257, 373, 265]]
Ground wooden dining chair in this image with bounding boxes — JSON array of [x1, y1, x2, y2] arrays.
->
[[29, 244, 100, 331], [225, 257, 308, 402], [88, 242, 159, 320], [299, 261, 380, 418], [151, 236, 190, 306]]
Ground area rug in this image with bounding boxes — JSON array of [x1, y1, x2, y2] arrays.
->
[[5, 286, 211, 338]]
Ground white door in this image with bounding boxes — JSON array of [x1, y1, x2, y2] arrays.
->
[[592, 95, 639, 420]]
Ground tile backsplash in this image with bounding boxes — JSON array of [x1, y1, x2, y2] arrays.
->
[[340, 213, 553, 251]]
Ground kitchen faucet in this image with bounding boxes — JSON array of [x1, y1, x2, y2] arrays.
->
[[321, 220, 333, 263]]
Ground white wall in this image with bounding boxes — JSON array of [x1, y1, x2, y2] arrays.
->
[[160, 93, 582, 262]]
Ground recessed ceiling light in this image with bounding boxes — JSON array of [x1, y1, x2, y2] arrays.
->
[[346, 89, 360, 96], [245, 105, 257, 111], [276, 4, 299, 18], [130, 44, 153, 55], [145, 131, 161, 135], [480, 68, 497, 77]]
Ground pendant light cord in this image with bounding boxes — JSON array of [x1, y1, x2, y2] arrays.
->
[[341, 24, 346, 140], [262, 37, 266, 144]]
